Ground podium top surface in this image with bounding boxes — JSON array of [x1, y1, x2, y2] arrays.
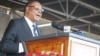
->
[[24, 32, 100, 45], [25, 32, 69, 41]]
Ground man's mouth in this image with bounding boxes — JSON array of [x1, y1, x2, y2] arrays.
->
[[36, 14, 41, 17]]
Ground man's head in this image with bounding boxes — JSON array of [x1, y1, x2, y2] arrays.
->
[[24, 0, 44, 22]]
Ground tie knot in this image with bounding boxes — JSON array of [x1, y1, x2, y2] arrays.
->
[[32, 25, 36, 29], [32, 24, 35, 27]]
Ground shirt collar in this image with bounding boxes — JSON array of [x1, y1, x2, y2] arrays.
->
[[24, 16, 36, 26]]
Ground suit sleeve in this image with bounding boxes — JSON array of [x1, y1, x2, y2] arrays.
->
[[0, 19, 19, 54]]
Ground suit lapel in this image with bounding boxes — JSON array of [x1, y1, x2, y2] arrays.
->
[[20, 17, 42, 40], [21, 18, 33, 38]]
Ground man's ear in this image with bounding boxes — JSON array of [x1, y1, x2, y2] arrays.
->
[[26, 7, 29, 12]]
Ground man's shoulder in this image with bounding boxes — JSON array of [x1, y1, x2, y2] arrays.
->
[[10, 17, 25, 22]]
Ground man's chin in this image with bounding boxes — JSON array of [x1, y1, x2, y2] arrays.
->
[[35, 18, 41, 21]]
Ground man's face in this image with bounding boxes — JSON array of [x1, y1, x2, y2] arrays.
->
[[26, 1, 44, 22]]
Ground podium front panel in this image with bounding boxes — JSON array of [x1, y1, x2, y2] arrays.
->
[[24, 36, 69, 56]]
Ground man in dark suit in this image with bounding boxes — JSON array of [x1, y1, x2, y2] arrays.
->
[[0, 0, 44, 56]]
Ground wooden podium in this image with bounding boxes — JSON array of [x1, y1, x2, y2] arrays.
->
[[24, 33, 100, 56], [24, 35, 68, 56]]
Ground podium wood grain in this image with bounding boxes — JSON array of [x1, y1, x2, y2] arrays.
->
[[25, 36, 69, 56]]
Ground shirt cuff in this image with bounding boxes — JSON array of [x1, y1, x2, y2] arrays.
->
[[19, 43, 24, 53]]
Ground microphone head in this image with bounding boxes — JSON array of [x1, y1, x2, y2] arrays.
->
[[52, 21, 64, 31], [52, 21, 58, 28]]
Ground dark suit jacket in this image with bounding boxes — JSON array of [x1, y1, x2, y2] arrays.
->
[[0, 17, 41, 56]]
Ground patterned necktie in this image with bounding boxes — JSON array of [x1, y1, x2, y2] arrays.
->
[[32, 25, 38, 36]]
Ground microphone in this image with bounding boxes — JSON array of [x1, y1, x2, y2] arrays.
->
[[52, 21, 64, 31], [52, 21, 86, 36]]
